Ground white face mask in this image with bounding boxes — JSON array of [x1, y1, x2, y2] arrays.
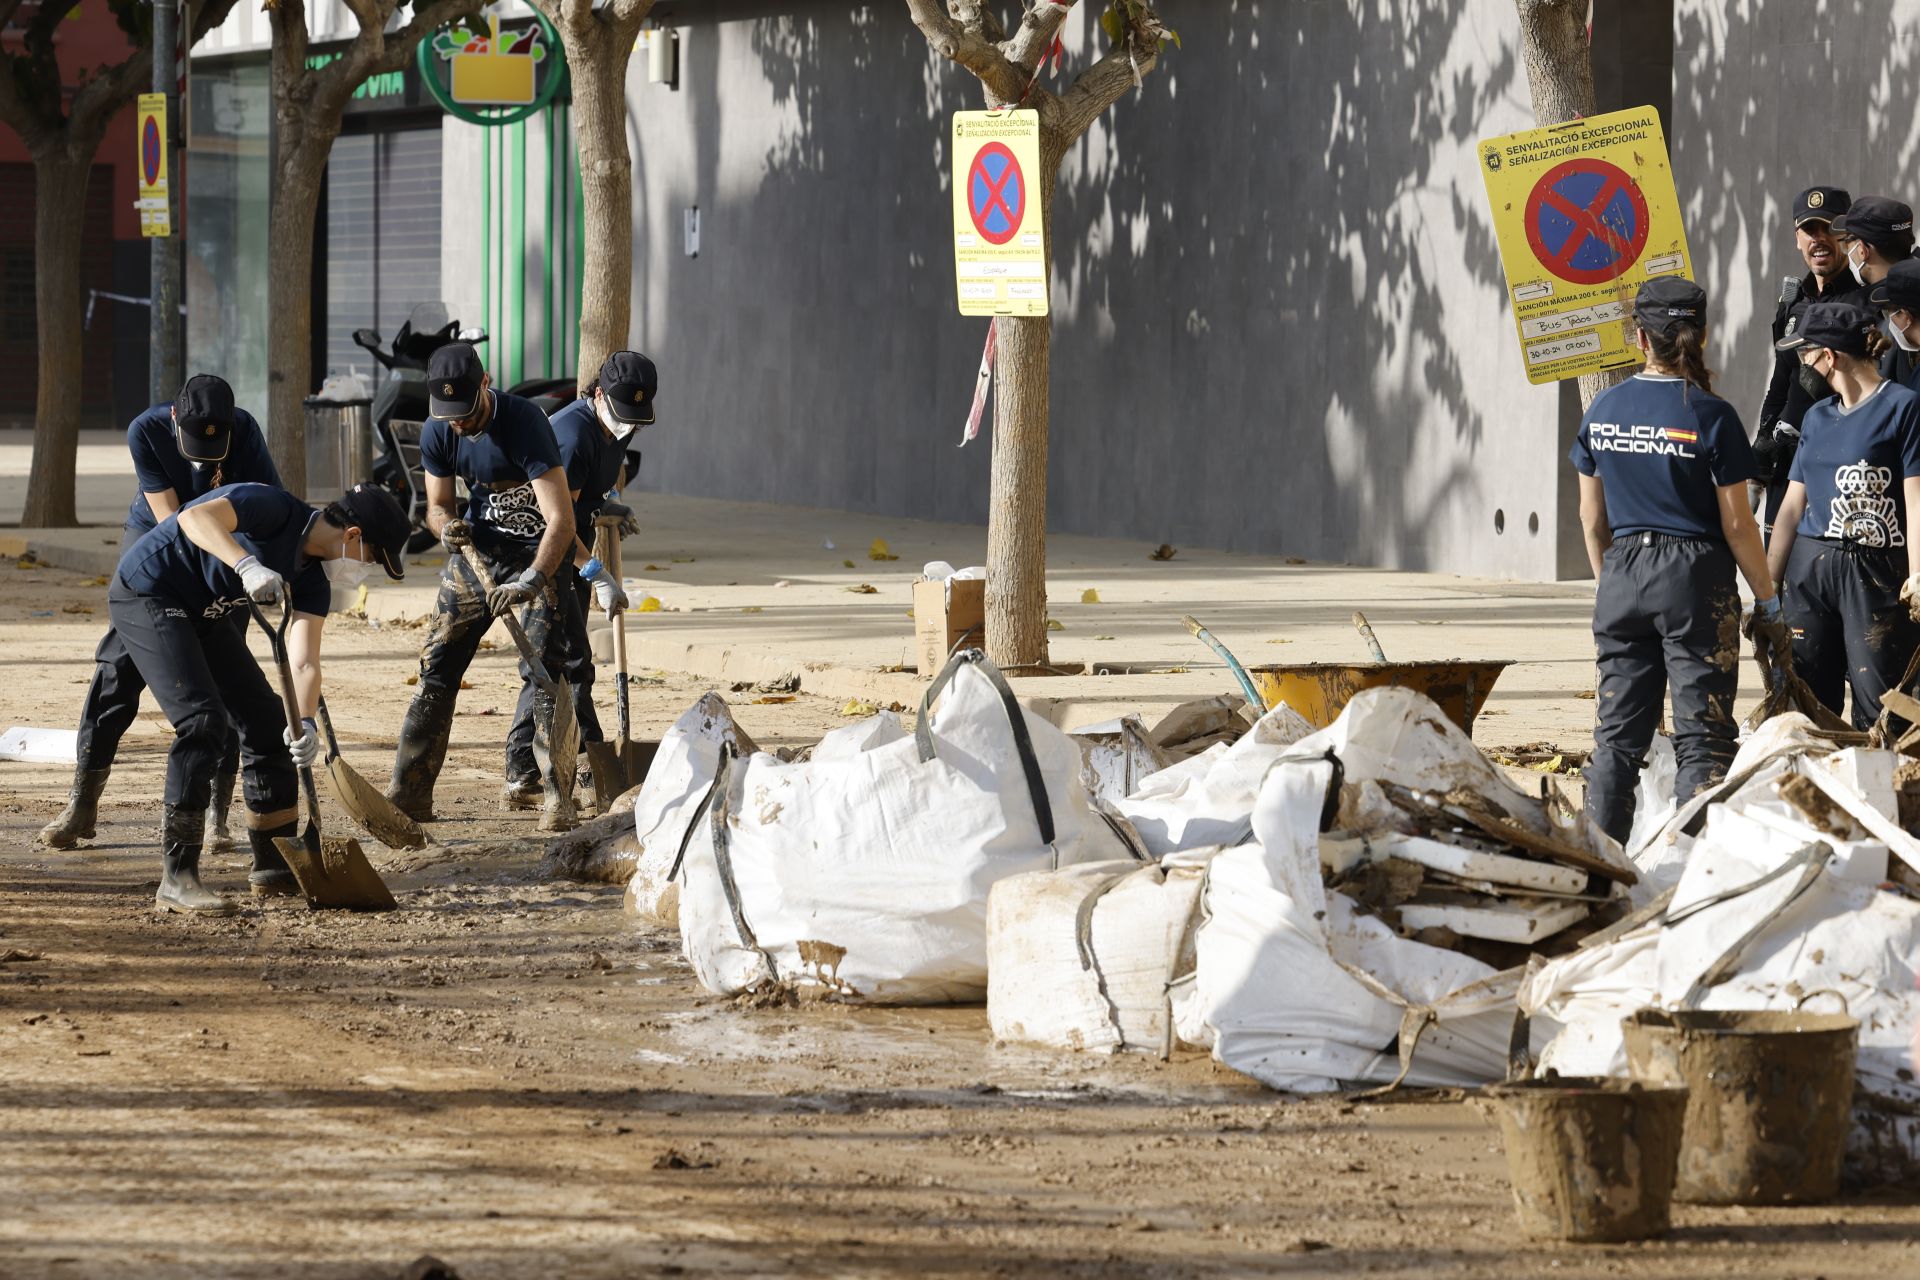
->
[[596, 395, 639, 442], [1849, 242, 1870, 286], [1895, 313, 1920, 353], [325, 555, 375, 588]]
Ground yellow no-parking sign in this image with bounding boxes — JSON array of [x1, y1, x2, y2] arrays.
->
[[136, 93, 171, 238], [951, 110, 1047, 318], [1478, 106, 1693, 384]]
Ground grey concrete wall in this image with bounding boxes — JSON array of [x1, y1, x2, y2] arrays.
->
[[620, 1, 1577, 578], [1674, 0, 1920, 433]]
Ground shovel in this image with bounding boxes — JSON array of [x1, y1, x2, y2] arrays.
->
[[458, 544, 579, 829], [585, 519, 657, 811], [249, 598, 397, 911], [315, 698, 426, 851]]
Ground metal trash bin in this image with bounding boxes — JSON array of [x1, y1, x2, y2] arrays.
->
[[303, 396, 373, 504]]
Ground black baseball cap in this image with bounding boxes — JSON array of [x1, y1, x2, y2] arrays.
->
[[1633, 276, 1707, 337], [427, 342, 486, 419], [1794, 185, 1850, 228], [1870, 259, 1920, 313], [173, 374, 236, 463], [334, 482, 410, 581], [599, 350, 658, 425], [1774, 300, 1877, 357], [1831, 195, 1915, 253]]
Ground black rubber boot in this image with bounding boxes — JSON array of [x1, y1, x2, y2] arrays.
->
[[204, 768, 238, 854], [155, 805, 234, 915], [39, 766, 111, 849], [386, 688, 456, 822], [247, 824, 301, 898]]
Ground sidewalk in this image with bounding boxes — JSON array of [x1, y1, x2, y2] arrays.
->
[[3, 432, 1628, 750]]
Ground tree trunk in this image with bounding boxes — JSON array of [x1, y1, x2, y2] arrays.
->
[[1514, 0, 1621, 408], [567, 34, 634, 391], [985, 312, 1051, 668], [265, 132, 333, 496], [21, 151, 92, 527]]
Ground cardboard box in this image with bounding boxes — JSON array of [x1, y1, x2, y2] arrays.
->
[[914, 577, 986, 677]]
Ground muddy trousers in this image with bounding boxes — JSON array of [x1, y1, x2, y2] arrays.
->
[[505, 573, 603, 785], [1783, 537, 1920, 730], [70, 620, 244, 776], [393, 547, 564, 800], [1584, 535, 1742, 846], [104, 591, 298, 832]]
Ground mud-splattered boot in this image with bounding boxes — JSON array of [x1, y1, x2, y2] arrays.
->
[[39, 765, 111, 849], [386, 688, 455, 822], [501, 776, 543, 810], [154, 805, 235, 915], [246, 823, 302, 898], [204, 768, 238, 854]]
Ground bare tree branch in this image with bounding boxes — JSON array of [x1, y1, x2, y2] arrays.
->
[[604, 0, 656, 27], [376, 0, 486, 74], [1001, 0, 1071, 73], [1051, 39, 1157, 146], [903, 0, 1023, 102]]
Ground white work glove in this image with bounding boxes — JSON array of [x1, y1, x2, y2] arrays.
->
[[234, 554, 285, 605], [283, 717, 320, 769], [1902, 573, 1920, 620], [580, 558, 628, 614]]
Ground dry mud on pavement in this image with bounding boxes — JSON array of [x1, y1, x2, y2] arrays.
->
[[3, 559, 1920, 1278]]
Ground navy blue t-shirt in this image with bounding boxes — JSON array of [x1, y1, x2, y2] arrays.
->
[[1789, 381, 1920, 547], [548, 398, 627, 536], [125, 403, 281, 535], [1570, 374, 1757, 539], [419, 390, 560, 553], [114, 483, 329, 621]]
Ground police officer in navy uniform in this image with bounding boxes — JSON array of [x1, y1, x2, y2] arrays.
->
[[1755, 187, 1864, 538], [1767, 301, 1920, 727], [1571, 278, 1784, 845], [109, 481, 409, 912], [385, 342, 578, 827], [1871, 259, 1920, 393], [40, 375, 281, 853], [503, 351, 655, 807]]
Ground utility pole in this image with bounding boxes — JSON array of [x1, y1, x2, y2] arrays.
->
[[150, 0, 183, 401]]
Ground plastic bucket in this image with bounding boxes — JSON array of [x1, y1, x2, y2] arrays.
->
[[1486, 1077, 1689, 1243], [1621, 1007, 1858, 1205], [1246, 660, 1511, 735]]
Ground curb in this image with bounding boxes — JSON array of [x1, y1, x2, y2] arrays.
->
[[0, 533, 121, 578]]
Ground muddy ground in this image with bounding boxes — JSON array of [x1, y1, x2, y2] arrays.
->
[[3, 559, 1918, 1279]]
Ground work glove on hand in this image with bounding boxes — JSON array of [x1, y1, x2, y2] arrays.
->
[[487, 566, 546, 617], [599, 500, 640, 540], [580, 558, 628, 614], [283, 717, 321, 769], [234, 555, 285, 605], [1745, 595, 1794, 669], [440, 518, 473, 550]]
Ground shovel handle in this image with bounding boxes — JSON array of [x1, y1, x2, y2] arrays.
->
[[315, 698, 343, 764], [458, 544, 559, 696], [600, 520, 633, 747], [247, 596, 325, 828]]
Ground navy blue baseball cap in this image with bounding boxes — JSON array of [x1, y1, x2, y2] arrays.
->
[[1775, 300, 1877, 357], [598, 350, 658, 426], [1871, 259, 1920, 314], [173, 374, 236, 463], [1633, 276, 1707, 337], [427, 343, 486, 419], [1832, 196, 1915, 254], [334, 482, 410, 581], [1794, 186, 1850, 228]]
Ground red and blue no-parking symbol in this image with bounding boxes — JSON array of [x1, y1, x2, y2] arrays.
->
[[141, 115, 163, 186], [967, 142, 1025, 245], [1523, 158, 1649, 285]]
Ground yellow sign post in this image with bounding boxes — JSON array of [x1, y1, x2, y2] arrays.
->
[[135, 93, 171, 239], [1477, 105, 1693, 384], [951, 110, 1047, 318]]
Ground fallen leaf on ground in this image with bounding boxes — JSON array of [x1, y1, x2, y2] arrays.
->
[[652, 1149, 714, 1171], [1284, 557, 1307, 566], [869, 538, 899, 562], [644, 564, 669, 572], [459, 679, 474, 690], [838, 698, 880, 717], [85, 574, 110, 586], [753, 695, 797, 704], [846, 583, 878, 594], [61, 603, 91, 614], [741, 606, 764, 614], [1149, 544, 1177, 561], [1092, 634, 1116, 641], [16, 556, 38, 569], [1081, 588, 1101, 604], [1266, 638, 1292, 644], [671, 557, 696, 564], [405, 674, 419, 685], [1575, 689, 1596, 700], [1527, 755, 1565, 774], [636, 597, 662, 613], [842, 559, 856, 569], [1046, 618, 1065, 631]]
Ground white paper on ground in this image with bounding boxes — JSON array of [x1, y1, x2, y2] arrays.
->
[[0, 725, 77, 765]]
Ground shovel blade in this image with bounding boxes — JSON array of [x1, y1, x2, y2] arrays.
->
[[585, 740, 627, 813], [325, 754, 427, 851], [274, 829, 397, 911]]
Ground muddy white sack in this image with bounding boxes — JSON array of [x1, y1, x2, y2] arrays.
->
[[620, 694, 758, 923], [1115, 702, 1317, 854], [675, 659, 1134, 1003]]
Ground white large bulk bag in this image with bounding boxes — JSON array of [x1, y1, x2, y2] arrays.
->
[[675, 654, 1137, 1004], [986, 851, 1216, 1055], [622, 694, 758, 924], [1186, 764, 1515, 1091], [1116, 702, 1317, 854]]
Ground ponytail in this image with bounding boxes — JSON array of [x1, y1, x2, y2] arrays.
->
[[1645, 321, 1714, 396]]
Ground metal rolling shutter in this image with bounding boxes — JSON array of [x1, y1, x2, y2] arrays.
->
[[323, 124, 442, 384]]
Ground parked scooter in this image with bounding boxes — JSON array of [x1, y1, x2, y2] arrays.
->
[[352, 302, 578, 552]]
